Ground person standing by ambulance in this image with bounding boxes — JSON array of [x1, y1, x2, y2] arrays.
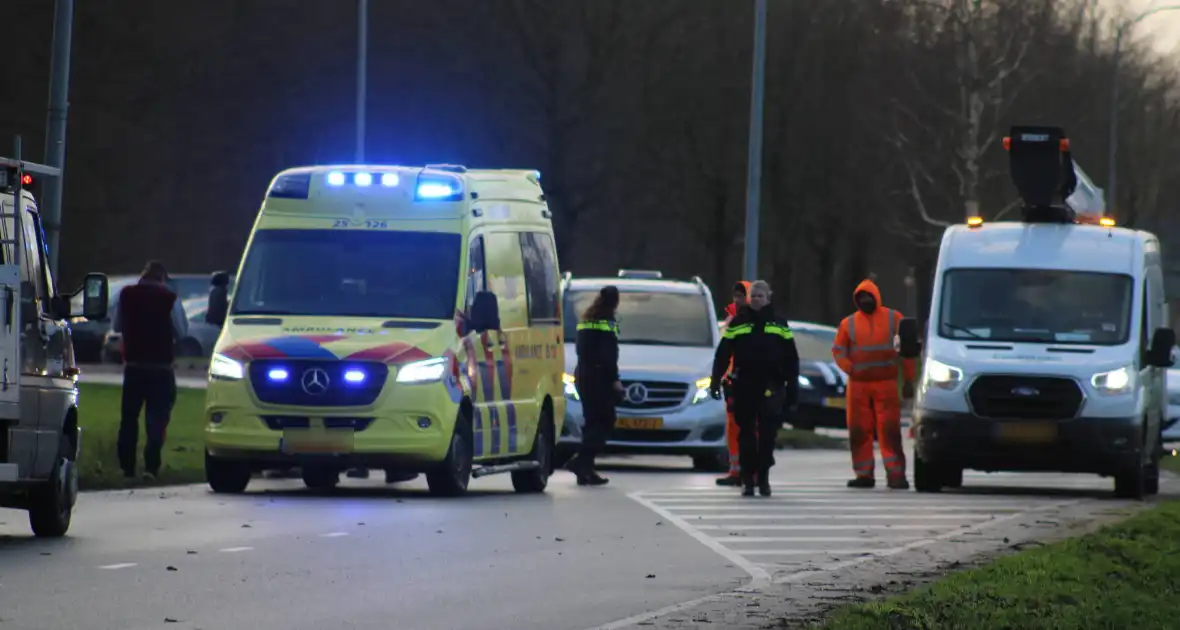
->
[[709, 281, 799, 497], [568, 286, 625, 486], [831, 278, 917, 490], [716, 280, 750, 486], [113, 261, 188, 480]]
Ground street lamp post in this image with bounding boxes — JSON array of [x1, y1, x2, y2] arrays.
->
[[42, 0, 74, 276], [356, 0, 368, 163], [1107, 4, 1180, 214], [742, 0, 767, 282]]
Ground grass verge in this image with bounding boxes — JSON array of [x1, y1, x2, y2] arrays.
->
[[78, 383, 205, 490], [1161, 449, 1180, 474], [816, 499, 1180, 630], [776, 428, 846, 450]]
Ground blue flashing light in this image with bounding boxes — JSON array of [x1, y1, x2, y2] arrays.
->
[[354, 172, 373, 187], [267, 173, 311, 199], [327, 171, 346, 186], [343, 369, 366, 383], [417, 183, 457, 198], [267, 368, 290, 382], [381, 173, 400, 187]]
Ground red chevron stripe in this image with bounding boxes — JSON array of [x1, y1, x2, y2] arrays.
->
[[479, 332, 496, 395], [219, 341, 288, 362], [343, 343, 431, 364]]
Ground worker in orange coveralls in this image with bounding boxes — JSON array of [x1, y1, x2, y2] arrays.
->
[[716, 281, 751, 486], [831, 279, 917, 490]]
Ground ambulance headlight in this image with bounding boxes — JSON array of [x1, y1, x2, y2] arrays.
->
[[922, 358, 963, 390], [1091, 366, 1134, 395], [396, 357, 448, 384], [563, 372, 579, 401], [692, 377, 712, 404], [210, 354, 244, 381]]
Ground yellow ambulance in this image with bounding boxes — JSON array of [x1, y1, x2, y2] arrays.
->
[[203, 164, 565, 497]]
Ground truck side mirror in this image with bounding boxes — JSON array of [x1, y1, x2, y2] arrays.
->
[[469, 291, 501, 334], [1146, 327, 1176, 368], [79, 273, 109, 321], [898, 318, 922, 358]]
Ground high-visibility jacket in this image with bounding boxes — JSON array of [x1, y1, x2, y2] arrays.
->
[[831, 279, 917, 384], [717, 281, 751, 382], [575, 318, 620, 386]]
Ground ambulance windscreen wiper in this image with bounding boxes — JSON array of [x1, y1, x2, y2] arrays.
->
[[941, 323, 984, 339]]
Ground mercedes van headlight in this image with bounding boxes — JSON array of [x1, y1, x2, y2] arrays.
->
[[923, 358, 963, 390], [396, 357, 448, 384], [692, 377, 712, 404], [562, 372, 579, 401], [1091, 366, 1134, 395], [210, 353, 244, 381]]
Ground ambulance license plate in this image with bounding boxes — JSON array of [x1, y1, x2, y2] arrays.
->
[[281, 429, 355, 454], [997, 422, 1057, 443], [823, 397, 847, 409], [616, 417, 664, 430]]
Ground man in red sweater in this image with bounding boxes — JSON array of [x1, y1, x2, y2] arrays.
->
[[112, 261, 189, 479]]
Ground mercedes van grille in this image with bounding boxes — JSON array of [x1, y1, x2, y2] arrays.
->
[[249, 360, 389, 407], [616, 380, 692, 411]]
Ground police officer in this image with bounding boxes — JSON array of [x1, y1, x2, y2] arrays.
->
[[568, 286, 624, 486], [709, 280, 799, 496]]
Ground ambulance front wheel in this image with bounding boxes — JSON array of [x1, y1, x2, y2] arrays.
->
[[205, 450, 251, 494], [427, 413, 473, 497], [512, 407, 554, 494]]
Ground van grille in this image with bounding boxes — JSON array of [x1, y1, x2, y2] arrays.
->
[[249, 360, 388, 407], [968, 375, 1083, 420], [617, 380, 691, 411]]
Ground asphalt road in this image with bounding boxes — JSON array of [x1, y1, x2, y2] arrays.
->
[[6, 366, 1163, 629]]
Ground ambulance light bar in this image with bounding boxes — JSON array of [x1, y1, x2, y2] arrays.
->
[[414, 172, 464, 202]]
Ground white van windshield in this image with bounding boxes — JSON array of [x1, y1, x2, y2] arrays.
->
[[938, 269, 1134, 345], [563, 289, 714, 347], [231, 229, 462, 319]]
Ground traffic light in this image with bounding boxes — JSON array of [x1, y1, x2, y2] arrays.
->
[[0, 166, 34, 192]]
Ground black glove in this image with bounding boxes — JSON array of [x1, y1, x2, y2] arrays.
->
[[709, 386, 722, 400]]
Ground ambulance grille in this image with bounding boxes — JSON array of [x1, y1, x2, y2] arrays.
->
[[968, 375, 1083, 420], [616, 380, 691, 411], [249, 360, 389, 407]]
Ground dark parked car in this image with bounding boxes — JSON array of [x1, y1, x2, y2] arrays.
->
[[786, 321, 849, 431], [70, 273, 226, 362]]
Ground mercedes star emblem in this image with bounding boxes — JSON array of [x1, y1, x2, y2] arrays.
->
[[625, 383, 648, 405], [301, 367, 331, 395]]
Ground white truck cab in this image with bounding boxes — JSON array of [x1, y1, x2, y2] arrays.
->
[[0, 149, 109, 536], [903, 126, 1175, 500]]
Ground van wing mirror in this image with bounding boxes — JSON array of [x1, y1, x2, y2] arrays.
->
[[897, 318, 922, 359], [469, 291, 501, 334], [1147, 327, 1176, 368], [76, 273, 109, 321]]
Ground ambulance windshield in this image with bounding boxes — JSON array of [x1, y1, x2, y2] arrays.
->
[[231, 229, 462, 319], [562, 289, 714, 347], [937, 269, 1133, 345]]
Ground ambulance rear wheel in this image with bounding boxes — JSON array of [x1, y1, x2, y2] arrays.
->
[[427, 414, 473, 497], [512, 408, 554, 494], [913, 454, 941, 493]]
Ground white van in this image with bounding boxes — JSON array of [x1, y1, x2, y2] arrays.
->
[[903, 127, 1175, 500]]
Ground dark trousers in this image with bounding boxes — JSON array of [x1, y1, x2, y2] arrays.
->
[[119, 366, 177, 476], [733, 386, 784, 485], [576, 383, 618, 468]]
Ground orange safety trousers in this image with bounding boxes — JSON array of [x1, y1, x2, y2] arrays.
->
[[725, 408, 740, 475], [846, 379, 905, 481]]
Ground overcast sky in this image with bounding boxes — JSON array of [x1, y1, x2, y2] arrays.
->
[[1114, 0, 1180, 53]]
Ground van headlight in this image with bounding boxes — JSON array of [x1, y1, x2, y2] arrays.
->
[[396, 357, 448, 384], [210, 353, 244, 381], [562, 372, 579, 401], [691, 377, 712, 404], [923, 358, 963, 390], [1091, 366, 1134, 395], [798, 375, 814, 389]]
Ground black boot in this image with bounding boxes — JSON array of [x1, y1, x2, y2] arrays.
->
[[741, 472, 756, 496], [758, 469, 771, 496], [716, 474, 742, 486], [847, 477, 876, 489]]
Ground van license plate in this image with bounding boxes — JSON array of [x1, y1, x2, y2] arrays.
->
[[281, 430, 355, 454], [616, 417, 663, 430], [997, 422, 1057, 443], [823, 397, 846, 409]]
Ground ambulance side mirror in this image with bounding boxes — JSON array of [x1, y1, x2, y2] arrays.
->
[[470, 291, 501, 333], [898, 318, 922, 359]]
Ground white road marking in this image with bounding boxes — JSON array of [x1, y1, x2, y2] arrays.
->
[[98, 563, 137, 570], [717, 536, 918, 543], [694, 523, 945, 531], [321, 532, 349, 538], [677, 513, 994, 520], [218, 546, 253, 553], [660, 504, 1025, 512]]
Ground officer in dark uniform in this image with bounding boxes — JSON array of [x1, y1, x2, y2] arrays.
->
[[568, 286, 624, 486], [709, 280, 800, 496]]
